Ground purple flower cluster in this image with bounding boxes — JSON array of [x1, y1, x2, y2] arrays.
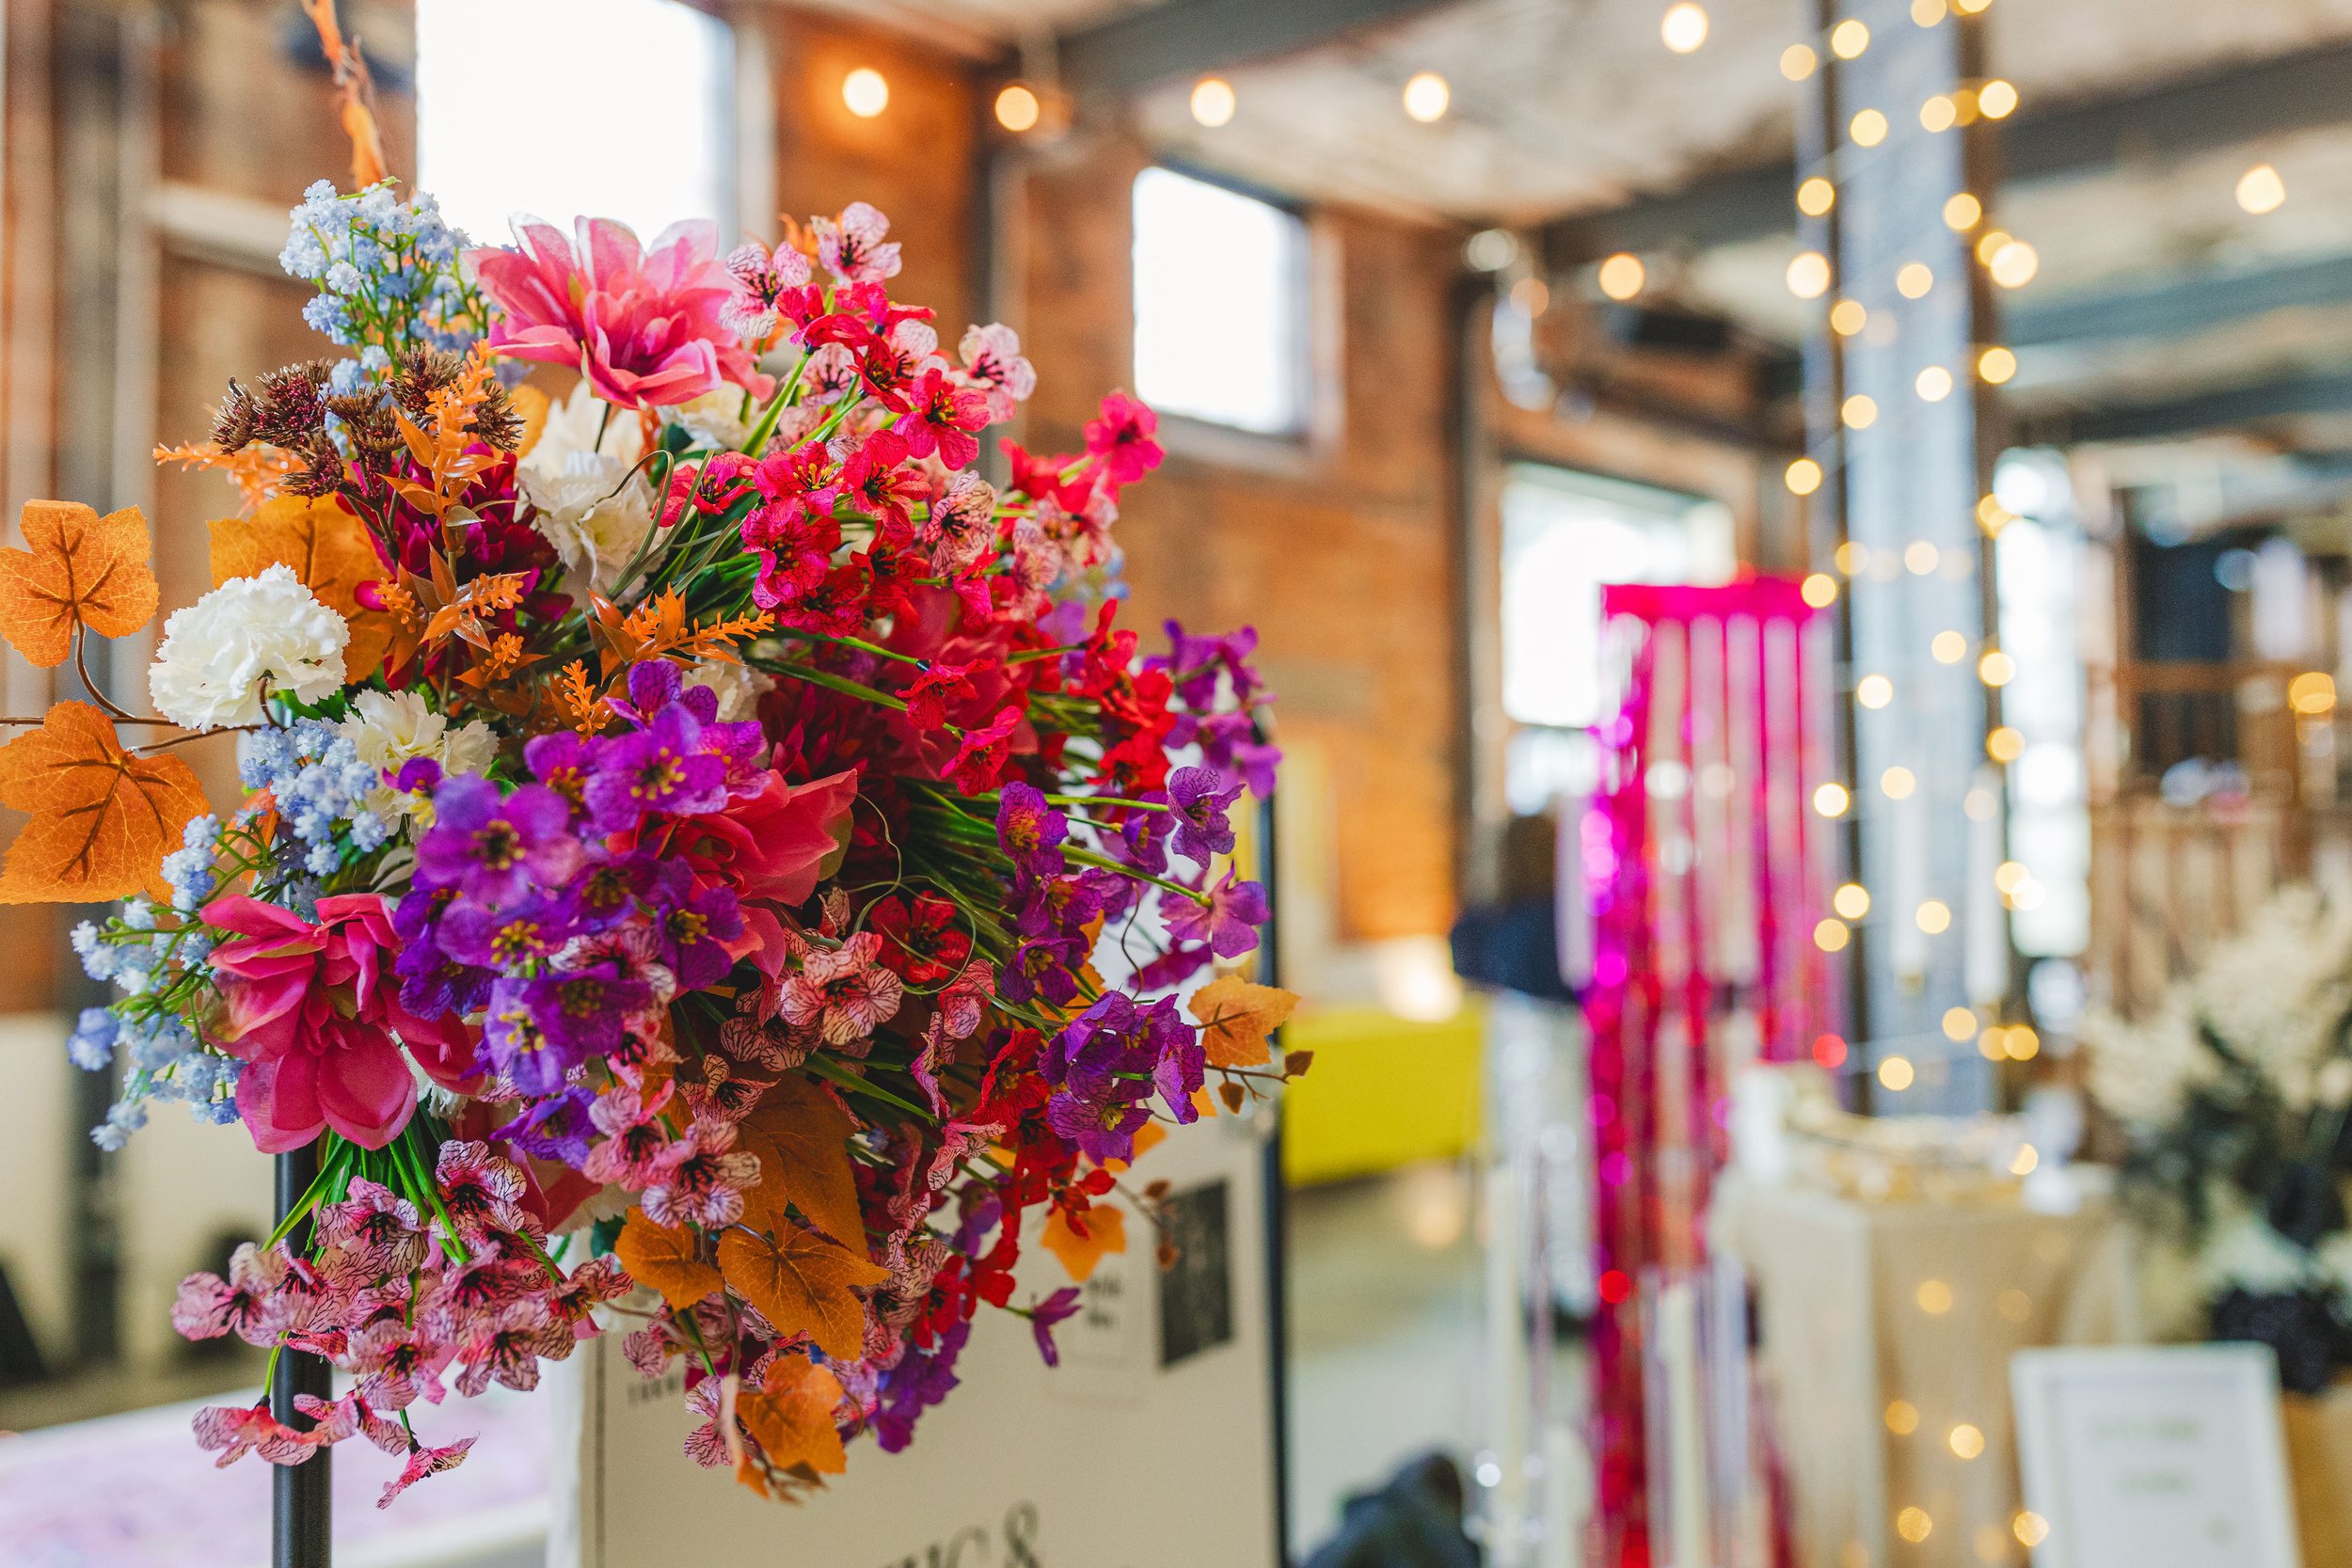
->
[[1041, 991, 1203, 1164], [394, 663, 761, 1096], [1152, 620, 1279, 798]]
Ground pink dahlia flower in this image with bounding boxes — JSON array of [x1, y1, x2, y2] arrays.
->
[[204, 893, 477, 1153], [468, 216, 772, 410]]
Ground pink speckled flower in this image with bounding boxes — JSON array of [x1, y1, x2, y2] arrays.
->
[[469, 216, 771, 410]]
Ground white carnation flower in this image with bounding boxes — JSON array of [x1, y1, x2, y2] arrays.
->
[[524, 452, 660, 598], [671, 388, 752, 451], [336, 690, 500, 820], [149, 564, 347, 730]]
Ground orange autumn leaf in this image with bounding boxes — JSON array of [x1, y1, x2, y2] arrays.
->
[[735, 1354, 848, 1481], [736, 1077, 864, 1247], [0, 501, 159, 669], [613, 1209, 722, 1310], [510, 383, 550, 460], [1040, 1201, 1126, 1284], [1187, 974, 1300, 1069], [716, 1224, 887, 1360], [208, 493, 392, 681], [0, 701, 206, 904]]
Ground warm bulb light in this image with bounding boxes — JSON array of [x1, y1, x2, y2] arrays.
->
[[1403, 71, 1451, 122], [1801, 571, 1838, 607], [1661, 2, 1710, 52], [1881, 766, 1916, 800], [994, 83, 1041, 133], [1797, 176, 1836, 216], [1964, 785, 1998, 821], [1931, 630, 1968, 663], [1944, 192, 1981, 230], [1835, 882, 1872, 919], [1980, 1026, 2010, 1061], [1978, 346, 2018, 384], [2008, 1025, 2041, 1061], [1978, 78, 2018, 119], [1850, 108, 1888, 147], [1897, 1507, 1934, 1544], [2238, 163, 2287, 214], [1886, 1400, 1920, 1435], [1880, 1055, 1915, 1092], [1920, 95, 1957, 133], [1979, 649, 2016, 687], [1989, 240, 2040, 289], [1814, 782, 1851, 817], [1916, 899, 1952, 934], [1904, 540, 1939, 575], [1912, 0, 1947, 24], [1856, 673, 1894, 709], [1942, 1006, 1977, 1040], [1836, 541, 1867, 575], [1787, 457, 1824, 496], [2014, 1513, 2049, 1548], [1916, 1278, 1953, 1312], [1815, 917, 1851, 953], [1788, 250, 1833, 298], [1987, 725, 2025, 762], [1597, 253, 1646, 301], [1916, 365, 1954, 402], [1190, 75, 1236, 127], [1781, 43, 1819, 80], [1898, 261, 1934, 298], [2291, 671, 2338, 714], [1994, 860, 2027, 894], [1979, 494, 2014, 531], [1842, 393, 1878, 429], [842, 67, 891, 118], [1830, 298, 1867, 335], [1975, 228, 2012, 264], [1830, 19, 1870, 57]]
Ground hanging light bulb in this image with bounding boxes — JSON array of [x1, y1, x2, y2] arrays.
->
[[994, 83, 1042, 133], [1403, 71, 1452, 122], [1781, 42, 1819, 80], [1830, 19, 1870, 57], [842, 67, 891, 118], [1190, 76, 1236, 127], [1661, 2, 1710, 53], [1787, 458, 1825, 496], [2238, 163, 2287, 214], [1597, 253, 1646, 300]]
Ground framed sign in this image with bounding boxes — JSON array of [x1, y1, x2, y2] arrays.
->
[[2011, 1345, 2301, 1568], [548, 1110, 1282, 1568]]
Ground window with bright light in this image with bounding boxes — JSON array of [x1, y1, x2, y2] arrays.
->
[[1132, 166, 1307, 436], [417, 0, 733, 245], [1500, 465, 1736, 812]]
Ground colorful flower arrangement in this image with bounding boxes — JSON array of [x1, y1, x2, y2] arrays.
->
[[2083, 885, 2352, 1391], [15, 159, 1300, 1505]]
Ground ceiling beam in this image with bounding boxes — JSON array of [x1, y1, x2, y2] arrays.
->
[[1057, 0, 1459, 99], [1548, 37, 2352, 261], [2010, 254, 2352, 346], [2023, 366, 2352, 445]]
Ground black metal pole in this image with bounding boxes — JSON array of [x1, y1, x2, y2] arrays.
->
[[274, 1146, 331, 1568]]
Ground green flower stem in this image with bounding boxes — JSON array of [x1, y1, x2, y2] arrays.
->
[[751, 659, 909, 712], [1061, 845, 1208, 904]]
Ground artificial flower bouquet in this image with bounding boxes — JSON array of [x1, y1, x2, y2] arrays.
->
[[2083, 885, 2352, 1392], [14, 165, 1300, 1505]]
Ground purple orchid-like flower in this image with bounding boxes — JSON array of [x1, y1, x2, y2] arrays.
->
[[416, 778, 582, 909], [1166, 765, 1241, 866], [1028, 1286, 1083, 1368], [999, 933, 1085, 1007], [1012, 871, 1106, 941], [435, 893, 576, 971], [480, 977, 585, 1097], [586, 705, 728, 832], [994, 782, 1068, 879], [873, 1318, 969, 1454], [1164, 868, 1268, 959], [648, 863, 744, 990], [492, 1085, 597, 1167], [521, 964, 654, 1062]]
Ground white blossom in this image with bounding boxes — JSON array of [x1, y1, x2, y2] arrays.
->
[[684, 658, 772, 722], [335, 689, 498, 820], [149, 564, 347, 730]]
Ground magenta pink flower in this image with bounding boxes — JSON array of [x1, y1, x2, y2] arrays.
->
[[454, 1300, 568, 1397], [204, 893, 475, 1152], [192, 1402, 312, 1468], [346, 1317, 452, 1413], [584, 1081, 682, 1188], [814, 201, 902, 285], [172, 1241, 295, 1347], [469, 216, 770, 410], [641, 1117, 761, 1229], [682, 1379, 735, 1468]]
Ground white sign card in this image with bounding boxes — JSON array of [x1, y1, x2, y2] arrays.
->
[[2010, 1344, 2301, 1568], [548, 1111, 1281, 1568]]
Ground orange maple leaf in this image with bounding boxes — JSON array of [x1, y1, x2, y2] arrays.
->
[[209, 494, 392, 682], [734, 1354, 848, 1482], [0, 702, 207, 904], [0, 502, 159, 670], [613, 1209, 721, 1311], [716, 1224, 888, 1360], [735, 1077, 864, 1248], [1186, 974, 1301, 1069], [1040, 1200, 1127, 1284]]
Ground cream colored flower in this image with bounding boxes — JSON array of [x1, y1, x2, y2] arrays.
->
[[672, 388, 753, 451], [336, 689, 498, 819], [522, 381, 644, 481], [150, 564, 347, 730], [524, 455, 660, 598], [684, 658, 773, 722]]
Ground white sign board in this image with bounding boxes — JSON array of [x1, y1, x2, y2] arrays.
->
[[2011, 1344, 2301, 1568], [549, 1113, 1281, 1568]]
